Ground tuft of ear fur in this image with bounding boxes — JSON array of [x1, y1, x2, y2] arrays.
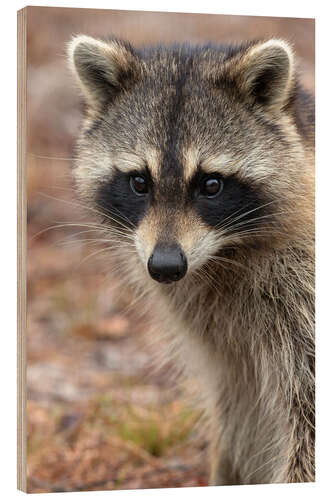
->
[[226, 39, 295, 112], [68, 35, 140, 110]]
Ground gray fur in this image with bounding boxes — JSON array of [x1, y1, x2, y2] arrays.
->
[[68, 36, 315, 485]]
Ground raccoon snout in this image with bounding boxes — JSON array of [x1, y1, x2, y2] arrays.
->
[[147, 243, 188, 284]]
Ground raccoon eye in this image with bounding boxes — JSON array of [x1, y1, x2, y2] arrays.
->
[[200, 175, 223, 197], [130, 175, 148, 195]]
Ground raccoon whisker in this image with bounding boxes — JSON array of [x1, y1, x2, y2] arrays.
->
[[37, 188, 138, 234], [104, 265, 154, 306], [218, 223, 285, 242], [213, 202, 257, 228], [36, 192, 135, 233], [207, 255, 248, 271], [226, 223, 283, 233], [222, 211, 288, 232], [31, 224, 135, 251], [54, 228, 111, 243], [43, 185, 77, 192], [100, 212, 137, 232], [219, 208, 288, 237], [107, 240, 138, 250], [41, 222, 134, 242], [74, 246, 119, 268], [119, 285, 157, 316], [66, 227, 109, 235], [87, 201, 136, 231], [99, 247, 139, 259], [219, 215, 276, 236], [221, 226, 285, 240], [193, 266, 226, 299], [96, 202, 136, 230], [55, 226, 128, 240], [221, 226, 281, 240], [59, 240, 138, 253], [109, 249, 138, 257], [99, 228, 136, 241], [215, 200, 281, 231], [226, 214, 282, 230], [69, 229, 137, 245], [75, 238, 136, 247], [30, 222, 112, 241], [29, 153, 78, 161], [79, 250, 139, 280], [224, 232, 287, 246], [45, 237, 115, 251], [203, 272, 227, 298], [215, 199, 280, 231], [108, 254, 143, 274]]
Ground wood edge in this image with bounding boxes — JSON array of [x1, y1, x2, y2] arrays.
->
[[17, 6, 27, 493]]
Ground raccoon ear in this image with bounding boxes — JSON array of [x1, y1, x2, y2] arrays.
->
[[227, 39, 295, 112], [68, 35, 140, 110]]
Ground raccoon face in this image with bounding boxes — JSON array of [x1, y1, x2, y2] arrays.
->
[[69, 36, 307, 284]]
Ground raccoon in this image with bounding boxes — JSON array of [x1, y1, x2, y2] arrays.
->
[[68, 35, 315, 485]]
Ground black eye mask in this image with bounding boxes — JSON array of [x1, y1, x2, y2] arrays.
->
[[96, 169, 151, 228]]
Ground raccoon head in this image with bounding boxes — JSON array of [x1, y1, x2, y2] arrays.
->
[[68, 36, 310, 285]]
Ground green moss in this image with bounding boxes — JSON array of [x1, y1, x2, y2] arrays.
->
[[110, 405, 198, 457]]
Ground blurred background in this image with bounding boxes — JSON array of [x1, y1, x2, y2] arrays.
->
[[26, 6, 315, 493]]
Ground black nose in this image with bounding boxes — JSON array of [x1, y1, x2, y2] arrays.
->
[[148, 244, 188, 283]]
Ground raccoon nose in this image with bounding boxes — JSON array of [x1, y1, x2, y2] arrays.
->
[[148, 244, 188, 283]]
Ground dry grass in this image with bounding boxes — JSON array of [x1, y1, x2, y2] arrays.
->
[[27, 397, 205, 492]]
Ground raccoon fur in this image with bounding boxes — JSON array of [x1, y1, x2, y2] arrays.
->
[[68, 35, 315, 485]]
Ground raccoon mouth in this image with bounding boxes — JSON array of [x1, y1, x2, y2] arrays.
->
[[151, 277, 176, 285], [147, 243, 188, 284]]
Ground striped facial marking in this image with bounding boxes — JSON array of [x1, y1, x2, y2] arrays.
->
[[96, 148, 269, 280]]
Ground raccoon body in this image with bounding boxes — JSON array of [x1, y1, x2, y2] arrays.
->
[[68, 36, 315, 485]]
